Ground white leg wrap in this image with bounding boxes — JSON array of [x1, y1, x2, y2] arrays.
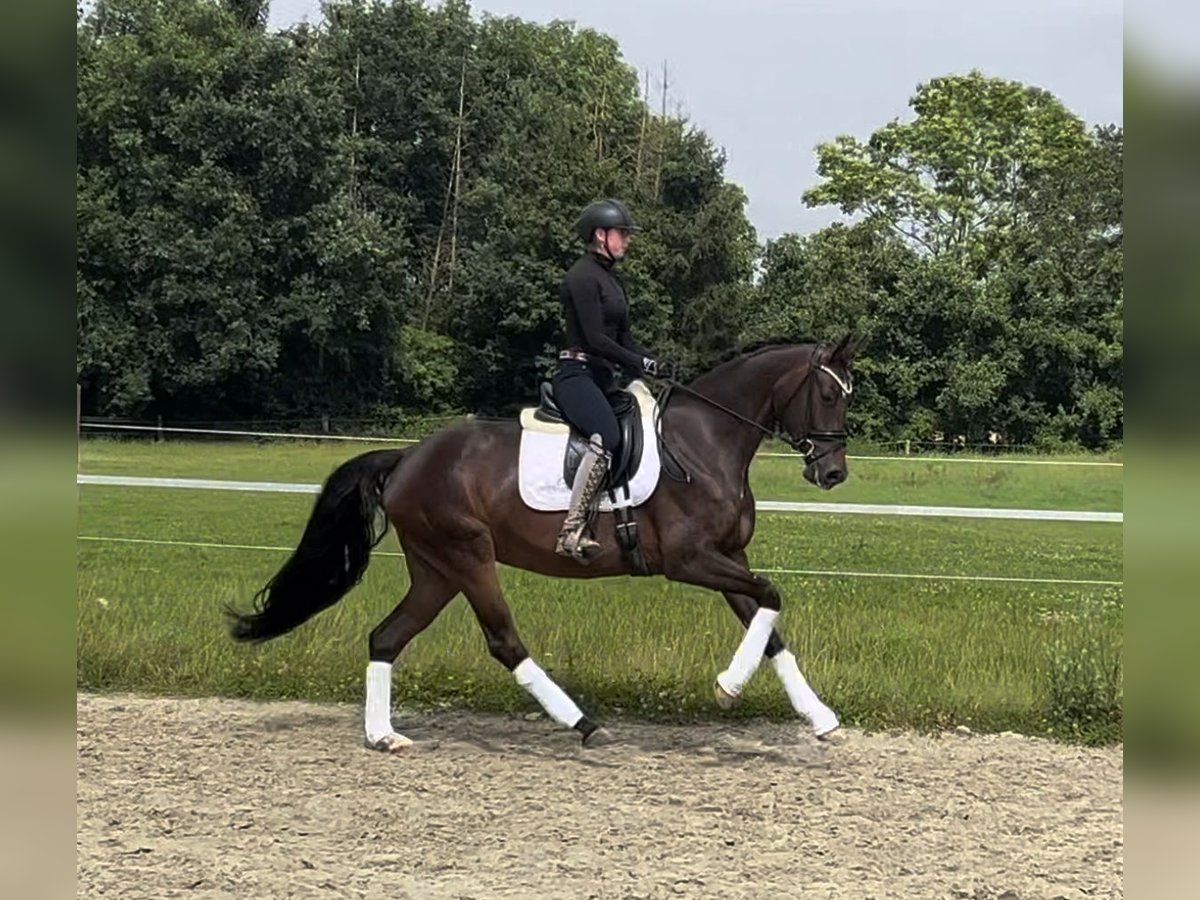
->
[[365, 661, 395, 742], [772, 650, 839, 736], [513, 658, 584, 729], [716, 608, 778, 697]]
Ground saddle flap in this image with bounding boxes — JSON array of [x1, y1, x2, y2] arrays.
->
[[521, 378, 657, 490], [561, 388, 646, 489], [615, 401, 645, 485], [518, 378, 663, 514], [608, 390, 637, 418]]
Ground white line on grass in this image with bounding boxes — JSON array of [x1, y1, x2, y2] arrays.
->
[[76, 535, 1122, 587], [755, 499, 1122, 523], [80, 422, 420, 444], [76, 473, 1122, 523], [78, 474, 323, 494]]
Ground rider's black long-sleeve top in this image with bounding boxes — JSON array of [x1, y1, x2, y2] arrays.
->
[[559, 252, 651, 373]]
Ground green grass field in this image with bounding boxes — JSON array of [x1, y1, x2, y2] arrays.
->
[[76, 437, 1123, 744], [79, 435, 1124, 510]]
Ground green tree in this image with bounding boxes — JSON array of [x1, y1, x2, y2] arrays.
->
[[77, 0, 758, 422], [78, 0, 298, 417], [758, 73, 1121, 448], [77, 0, 421, 420], [803, 70, 1092, 264]]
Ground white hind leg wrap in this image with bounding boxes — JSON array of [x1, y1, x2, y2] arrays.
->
[[514, 658, 584, 728], [365, 661, 395, 742]]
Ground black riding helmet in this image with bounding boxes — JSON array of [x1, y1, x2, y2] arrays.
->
[[575, 199, 641, 243]]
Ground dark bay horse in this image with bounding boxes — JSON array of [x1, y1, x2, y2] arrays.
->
[[227, 336, 857, 750]]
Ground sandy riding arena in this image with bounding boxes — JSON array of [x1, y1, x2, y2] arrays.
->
[[77, 693, 1121, 899]]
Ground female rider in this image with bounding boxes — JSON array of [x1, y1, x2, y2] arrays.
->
[[553, 199, 671, 562]]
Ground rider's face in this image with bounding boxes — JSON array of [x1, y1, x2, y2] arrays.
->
[[597, 227, 631, 259]]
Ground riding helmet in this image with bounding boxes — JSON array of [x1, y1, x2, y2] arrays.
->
[[575, 199, 641, 243]]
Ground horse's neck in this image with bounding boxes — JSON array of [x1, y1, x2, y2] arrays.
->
[[675, 348, 801, 476], [691, 348, 800, 423]]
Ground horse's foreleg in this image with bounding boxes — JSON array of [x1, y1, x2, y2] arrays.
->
[[460, 557, 613, 747], [721, 589, 787, 658], [664, 549, 782, 706], [668, 550, 838, 735], [771, 646, 840, 737], [723, 588, 838, 736], [364, 556, 456, 752], [718, 552, 839, 738]]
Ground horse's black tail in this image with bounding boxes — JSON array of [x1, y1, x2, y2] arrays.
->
[[226, 448, 407, 643]]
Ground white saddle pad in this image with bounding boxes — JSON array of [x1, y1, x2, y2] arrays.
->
[[517, 379, 662, 512]]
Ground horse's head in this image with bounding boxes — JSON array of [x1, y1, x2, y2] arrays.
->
[[774, 335, 858, 490]]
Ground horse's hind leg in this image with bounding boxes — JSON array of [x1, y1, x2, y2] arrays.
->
[[721, 586, 839, 739], [364, 554, 456, 752], [458, 557, 611, 747]]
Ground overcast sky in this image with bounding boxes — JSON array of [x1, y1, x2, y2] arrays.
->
[[267, 0, 1123, 241]]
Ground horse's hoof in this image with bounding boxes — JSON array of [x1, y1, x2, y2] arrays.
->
[[810, 707, 842, 741], [815, 723, 844, 743], [582, 726, 620, 748], [365, 733, 414, 753], [713, 679, 740, 710]]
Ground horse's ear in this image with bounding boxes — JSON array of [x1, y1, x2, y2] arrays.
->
[[832, 332, 860, 364]]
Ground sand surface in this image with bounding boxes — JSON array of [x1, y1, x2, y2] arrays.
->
[[77, 693, 1122, 899]]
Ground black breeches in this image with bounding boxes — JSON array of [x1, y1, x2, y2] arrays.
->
[[551, 362, 621, 453]]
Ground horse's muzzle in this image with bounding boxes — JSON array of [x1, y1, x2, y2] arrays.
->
[[804, 462, 845, 490], [821, 467, 846, 489]]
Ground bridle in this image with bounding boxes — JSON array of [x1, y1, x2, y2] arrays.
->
[[772, 342, 852, 465], [663, 342, 852, 467]]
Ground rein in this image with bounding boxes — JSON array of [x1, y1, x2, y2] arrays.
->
[[659, 347, 850, 466]]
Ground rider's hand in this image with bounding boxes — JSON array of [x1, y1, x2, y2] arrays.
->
[[642, 358, 678, 380]]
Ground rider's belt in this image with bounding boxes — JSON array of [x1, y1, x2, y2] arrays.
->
[[559, 348, 591, 363]]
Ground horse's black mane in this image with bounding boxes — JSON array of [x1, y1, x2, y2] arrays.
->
[[702, 335, 821, 372]]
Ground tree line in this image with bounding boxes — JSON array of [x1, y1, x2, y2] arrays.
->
[[77, 0, 1122, 448]]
